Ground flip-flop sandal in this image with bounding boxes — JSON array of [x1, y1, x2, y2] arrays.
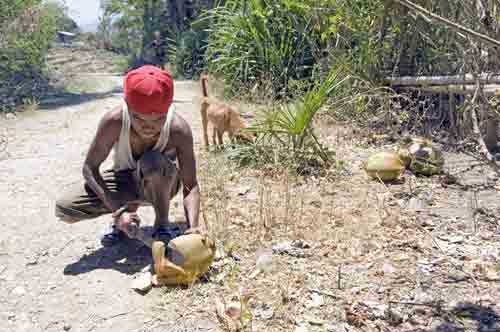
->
[[152, 224, 183, 243]]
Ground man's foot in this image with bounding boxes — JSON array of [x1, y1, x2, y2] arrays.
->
[[152, 224, 183, 243], [100, 224, 126, 247]]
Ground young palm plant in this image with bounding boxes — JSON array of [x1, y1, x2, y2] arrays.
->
[[226, 67, 351, 173]]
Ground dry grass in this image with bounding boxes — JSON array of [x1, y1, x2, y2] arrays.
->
[[144, 121, 500, 332]]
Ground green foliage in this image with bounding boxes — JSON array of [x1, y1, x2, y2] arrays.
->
[[167, 22, 209, 78], [0, 0, 40, 26], [203, 0, 319, 98], [0, 1, 69, 110], [1, 2, 54, 73], [226, 67, 349, 173], [99, 0, 145, 55]]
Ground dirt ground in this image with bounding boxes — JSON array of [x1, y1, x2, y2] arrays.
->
[[1, 48, 500, 332]]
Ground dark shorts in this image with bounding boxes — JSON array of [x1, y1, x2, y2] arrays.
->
[[55, 152, 181, 223]]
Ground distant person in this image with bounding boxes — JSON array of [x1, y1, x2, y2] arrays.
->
[[149, 31, 168, 71], [55, 65, 205, 246]]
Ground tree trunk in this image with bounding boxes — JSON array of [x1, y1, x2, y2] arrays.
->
[[142, 0, 152, 56], [176, 0, 185, 30], [167, 0, 177, 31], [484, 115, 499, 152]]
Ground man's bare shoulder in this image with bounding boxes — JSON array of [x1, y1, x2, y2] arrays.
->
[[99, 107, 122, 131], [170, 112, 193, 143], [93, 106, 123, 143]]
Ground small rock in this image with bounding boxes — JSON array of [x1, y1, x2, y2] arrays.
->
[[225, 301, 242, 319], [325, 323, 337, 332], [272, 240, 312, 258], [407, 198, 425, 211], [5, 113, 16, 120], [196, 319, 217, 331], [63, 324, 71, 331], [305, 315, 325, 325], [305, 293, 324, 309], [12, 286, 26, 296], [310, 200, 322, 208], [260, 308, 274, 320], [382, 262, 396, 274], [294, 324, 309, 332], [236, 186, 251, 196], [416, 260, 435, 275], [26, 257, 38, 266], [357, 301, 388, 319], [480, 247, 499, 262], [393, 253, 410, 261], [438, 235, 464, 244], [291, 239, 311, 249], [386, 308, 404, 326], [272, 242, 293, 254], [131, 272, 152, 293], [255, 248, 274, 272]]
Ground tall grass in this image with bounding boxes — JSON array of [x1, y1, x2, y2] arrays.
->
[[203, 0, 320, 98]]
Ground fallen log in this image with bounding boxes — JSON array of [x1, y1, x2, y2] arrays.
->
[[398, 84, 500, 96], [385, 74, 500, 87]]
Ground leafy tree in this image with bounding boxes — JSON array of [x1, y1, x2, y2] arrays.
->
[[0, 0, 70, 110]]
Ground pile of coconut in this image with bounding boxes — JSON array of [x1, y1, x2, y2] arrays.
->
[[364, 137, 445, 182]]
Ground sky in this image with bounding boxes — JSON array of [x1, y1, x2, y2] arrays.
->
[[63, 0, 102, 32]]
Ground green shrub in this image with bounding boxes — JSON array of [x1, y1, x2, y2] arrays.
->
[[0, 1, 68, 110]]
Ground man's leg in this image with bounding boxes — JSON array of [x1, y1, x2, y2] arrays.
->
[[137, 150, 181, 240], [55, 169, 140, 246]]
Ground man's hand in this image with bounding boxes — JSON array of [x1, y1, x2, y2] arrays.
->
[[115, 212, 141, 237], [184, 225, 207, 236]]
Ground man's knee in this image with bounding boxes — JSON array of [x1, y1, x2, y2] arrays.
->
[[138, 150, 177, 179]]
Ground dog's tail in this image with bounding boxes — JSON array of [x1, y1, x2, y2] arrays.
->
[[200, 73, 209, 149], [201, 73, 209, 98]]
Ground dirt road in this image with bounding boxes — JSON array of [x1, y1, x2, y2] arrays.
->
[[2, 55, 500, 332], [0, 76, 212, 332]]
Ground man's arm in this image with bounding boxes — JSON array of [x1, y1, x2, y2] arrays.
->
[[82, 111, 122, 212], [173, 116, 202, 231]]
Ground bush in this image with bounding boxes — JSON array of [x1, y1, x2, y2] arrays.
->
[[225, 67, 350, 174], [0, 1, 68, 111]]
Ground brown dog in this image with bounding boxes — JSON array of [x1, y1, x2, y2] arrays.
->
[[200, 73, 254, 150]]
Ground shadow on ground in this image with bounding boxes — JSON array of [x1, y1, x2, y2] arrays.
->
[[63, 223, 190, 277], [434, 302, 499, 332], [38, 87, 124, 110], [63, 237, 151, 276]]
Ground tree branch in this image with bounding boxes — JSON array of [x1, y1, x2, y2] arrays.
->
[[393, 0, 500, 47]]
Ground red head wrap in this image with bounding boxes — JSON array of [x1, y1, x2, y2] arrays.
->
[[124, 65, 174, 114]]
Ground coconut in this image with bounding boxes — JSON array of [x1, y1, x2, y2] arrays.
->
[[364, 152, 405, 181], [152, 234, 216, 286], [396, 137, 444, 176]]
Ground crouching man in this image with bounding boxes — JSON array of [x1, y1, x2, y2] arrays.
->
[[55, 65, 205, 246]]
